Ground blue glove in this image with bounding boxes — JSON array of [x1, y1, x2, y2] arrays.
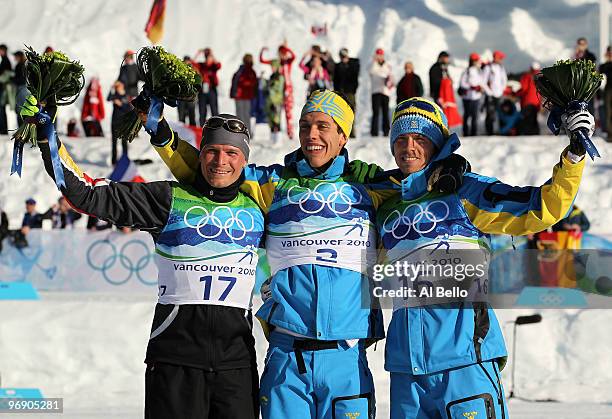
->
[[144, 95, 164, 135]]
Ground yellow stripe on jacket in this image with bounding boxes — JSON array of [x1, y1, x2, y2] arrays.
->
[[461, 151, 585, 236]]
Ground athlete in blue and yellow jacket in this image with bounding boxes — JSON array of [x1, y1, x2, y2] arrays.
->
[[151, 90, 467, 419], [153, 90, 384, 419], [377, 98, 590, 419]]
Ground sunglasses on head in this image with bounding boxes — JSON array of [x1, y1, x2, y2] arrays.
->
[[204, 116, 249, 136]]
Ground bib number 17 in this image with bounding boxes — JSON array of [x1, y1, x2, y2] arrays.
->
[[200, 275, 237, 301]]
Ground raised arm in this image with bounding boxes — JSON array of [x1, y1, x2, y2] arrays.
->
[[259, 47, 272, 65], [299, 54, 310, 74], [26, 104, 172, 234], [459, 150, 585, 235], [38, 139, 171, 233], [149, 118, 201, 184]]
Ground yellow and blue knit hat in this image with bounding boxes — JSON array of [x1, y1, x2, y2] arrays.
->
[[301, 89, 354, 137], [390, 97, 450, 154]]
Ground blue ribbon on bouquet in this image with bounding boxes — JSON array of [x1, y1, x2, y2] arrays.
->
[[141, 87, 177, 136], [547, 100, 600, 160], [45, 113, 66, 190], [11, 107, 66, 190], [10, 141, 24, 178]]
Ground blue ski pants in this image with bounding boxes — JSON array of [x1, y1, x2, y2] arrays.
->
[[260, 331, 375, 419], [391, 360, 509, 419]]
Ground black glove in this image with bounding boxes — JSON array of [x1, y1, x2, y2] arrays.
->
[[149, 117, 173, 147], [131, 90, 151, 114], [427, 154, 471, 194], [43, 95, 58, 122]]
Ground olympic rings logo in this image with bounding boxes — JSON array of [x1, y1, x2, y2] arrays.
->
[[86, 239, 156, 286], [382, 200, 450, 239], [286, 183, 362, 215], [539, 290, 564, 305], [183, 205, 255, 241]]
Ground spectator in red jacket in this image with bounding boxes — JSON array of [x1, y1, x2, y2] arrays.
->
[[192, 47, 221, 125], [81, 77, 105, 137], [396, 61, 424, 104], [516, 62, 541, 135], [230, 53, 257, 133]]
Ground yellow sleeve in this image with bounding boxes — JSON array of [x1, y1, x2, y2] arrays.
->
[[461, 150, 585, 235], [154, 133, 280, 213], [153, 131, 200, 184], [240, 164, 283, 214]]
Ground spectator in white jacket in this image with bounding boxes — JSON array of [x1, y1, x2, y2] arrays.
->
[[459, 53, 485, 136], [369, 48, 394, 136], [482, 50, 508, 135]]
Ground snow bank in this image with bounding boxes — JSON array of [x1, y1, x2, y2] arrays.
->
[[1, 297, 611, 418], [2, 0, 602, 135]]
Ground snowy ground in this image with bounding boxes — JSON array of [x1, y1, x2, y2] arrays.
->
[[1, 295, 612, 418]]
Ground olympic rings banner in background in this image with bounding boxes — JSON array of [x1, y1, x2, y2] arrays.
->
[[0, 230, 610, 295], [0, 230, 158, 292]]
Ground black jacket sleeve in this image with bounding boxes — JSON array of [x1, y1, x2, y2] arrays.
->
[[396, 76, 406, 104], [13, 63, 27, 85], [0, 56, 11, 75], [39, 140, 172, 235]]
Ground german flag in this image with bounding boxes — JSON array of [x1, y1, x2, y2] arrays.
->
[[145, 0, 166, 44]]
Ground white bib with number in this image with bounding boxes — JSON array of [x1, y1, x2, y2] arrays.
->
[[266, 218, 377, 275], [155, 250, 258, 309], [381, 238, 490, 311]]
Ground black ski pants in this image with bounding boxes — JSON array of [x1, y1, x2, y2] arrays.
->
[[485, 96, 500, 135], [145, 362, 258, 419], [198, 88, 219, 126], [462, 98, 480, 137], [371, 93, 390, 136]]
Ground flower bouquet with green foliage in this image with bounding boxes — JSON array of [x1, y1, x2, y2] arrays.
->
[[10, 46, 85, 188], [535, 59, 603, 159], [116, 46, 201, 142]]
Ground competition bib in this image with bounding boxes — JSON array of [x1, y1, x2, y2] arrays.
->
[[267, 180, 377, 274], [379, 238, 490, 311], [155, 250, 258, 309], [154, 185, 265, 309], [267, 220, 377, 274]]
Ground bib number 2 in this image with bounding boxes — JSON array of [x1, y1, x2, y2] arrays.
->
[[200, 275, 236, 301], [316, 248, 338, 264]]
